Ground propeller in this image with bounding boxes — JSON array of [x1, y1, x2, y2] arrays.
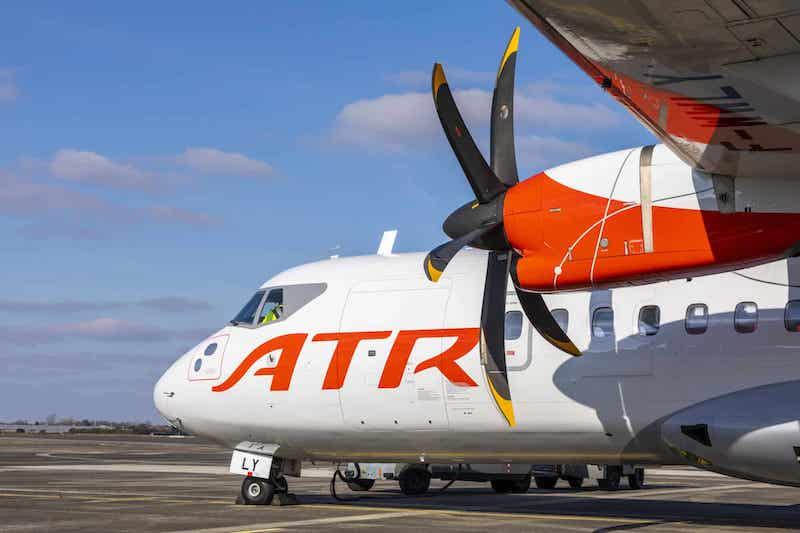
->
[[424, 28, 581, 375]]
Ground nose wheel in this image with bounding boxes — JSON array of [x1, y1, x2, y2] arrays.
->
[[240, 475, 290, 505], [241, 477, 275, 505]]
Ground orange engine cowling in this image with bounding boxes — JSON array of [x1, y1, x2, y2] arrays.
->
[[504, 168, 800, 292]]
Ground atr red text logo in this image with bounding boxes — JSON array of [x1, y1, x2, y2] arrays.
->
[[212, 328, 479, 393]]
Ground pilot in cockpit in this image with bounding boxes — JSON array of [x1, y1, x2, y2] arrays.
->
[[259, 289, 284, 324]]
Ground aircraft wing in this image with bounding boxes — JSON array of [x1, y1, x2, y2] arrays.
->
[[509, 0, 800, 179]]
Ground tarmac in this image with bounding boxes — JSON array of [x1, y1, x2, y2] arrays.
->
[[1, 433, 799, 532]]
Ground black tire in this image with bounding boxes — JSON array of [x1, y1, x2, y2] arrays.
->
[[601, 467, 621, 491], [491, 479, 514, 493], [241, 477, 274, 505], [399, 469, 431, 496], [534, 476, 558, 489], [628, 468, 645, 490], [511, 476, 532, 494], [566, 477, 584, 489], [347, 479, 375, 492]]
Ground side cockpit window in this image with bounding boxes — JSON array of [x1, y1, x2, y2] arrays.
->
[[231, 283, 327, 328], [258, 288, 284, 325]]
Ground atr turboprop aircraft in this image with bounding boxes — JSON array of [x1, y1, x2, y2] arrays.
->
[[155, 1, 800, 504]]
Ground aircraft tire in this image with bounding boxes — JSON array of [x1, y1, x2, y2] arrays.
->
[[490, 480, 513, 493], [566, 477, 584, 489], [511, 476, 532, 493], [628, 468, 645, 490], [241, 477, 274, 505], [534, 476, 558, 489], [346, 479, 375, 492], [399, 469, 431, 496], [599, 467, 621, 491]]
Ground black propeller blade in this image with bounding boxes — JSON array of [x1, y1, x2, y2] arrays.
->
[[424, 226, 494, 282], [481, 251, 515, 426], [432, 63, 506, 204], [510, 255, 581, 357], [425, 27, 581, 364], [490, 27, 520, 187]]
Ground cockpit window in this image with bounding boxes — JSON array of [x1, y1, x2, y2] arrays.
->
[[230, 290, 264, 326], [230, 283, 327, 328], [258, 289, 284, 325]]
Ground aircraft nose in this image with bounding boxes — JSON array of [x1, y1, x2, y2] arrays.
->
[[153, 365, 180, 424]]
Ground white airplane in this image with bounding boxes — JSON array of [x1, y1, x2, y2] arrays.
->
[[155, 1, 800, 505]]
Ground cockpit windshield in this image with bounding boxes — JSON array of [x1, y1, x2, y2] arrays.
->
[[230, 290, 264, 325], [229, 283, 327, 328]]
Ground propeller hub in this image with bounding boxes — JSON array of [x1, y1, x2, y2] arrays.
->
[[443, 194, 509, 251]]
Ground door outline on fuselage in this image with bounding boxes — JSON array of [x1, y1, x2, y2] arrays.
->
[[505, 292, 533, 372]]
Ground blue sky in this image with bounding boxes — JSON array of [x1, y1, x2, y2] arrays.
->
[[0, 2, 653, 422]]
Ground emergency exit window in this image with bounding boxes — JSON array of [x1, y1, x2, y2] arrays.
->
[[552, 308, 569, 333], [505, 311, 523, 340], [592, 307, 614, 338]]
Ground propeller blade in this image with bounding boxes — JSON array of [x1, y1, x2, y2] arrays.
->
[[481, 251, 515, 426], [424, 226, 494, 282], [511, 254, 582, 357], [490, 27, 520, 187], [432, 63, 507, 203]]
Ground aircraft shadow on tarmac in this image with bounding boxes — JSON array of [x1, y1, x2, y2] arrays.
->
[[295, 484, 800, 530]]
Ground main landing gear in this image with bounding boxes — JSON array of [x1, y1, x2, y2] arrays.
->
[[398, 468, 431, 496], [240, 474, 290, 505]]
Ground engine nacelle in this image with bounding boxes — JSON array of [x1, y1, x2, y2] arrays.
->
[[660, 381, 800, 486], [504, 145, 800, 292]]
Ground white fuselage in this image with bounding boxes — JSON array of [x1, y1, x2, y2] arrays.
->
[[154, 249, 800, 486]]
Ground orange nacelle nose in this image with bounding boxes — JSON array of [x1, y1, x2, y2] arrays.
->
[[504, 172, 800, 292]]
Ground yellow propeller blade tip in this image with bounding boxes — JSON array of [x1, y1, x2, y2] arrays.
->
[[432, 63, 447, 98], [497, 27, 521, 80], [425, 257, 443, 282]]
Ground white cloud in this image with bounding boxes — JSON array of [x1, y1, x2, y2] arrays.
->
[[329, 87, 620, 156], [0, 69, 18, 103], [177, 147, 272, 178], [50, 149, 154, 190], [516, 135, 594, 170], [0, 318, 210, 345], [0, 171, 216, 239]]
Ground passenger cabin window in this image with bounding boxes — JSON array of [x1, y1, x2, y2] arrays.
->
[[685, 303, 708, 335], [638, 305, 660, 336], [230, 290, 264, 326], [592, 307, 614, 338], [734, 302, 758, 334], [504, 311, 523, 340], [785, 300, 800, 332], [552, 308, 569, 333], [230, 284, 327, 327]]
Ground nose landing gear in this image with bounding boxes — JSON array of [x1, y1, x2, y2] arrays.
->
[[239, 474, 293, 505]]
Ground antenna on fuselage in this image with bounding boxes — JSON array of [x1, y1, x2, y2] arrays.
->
[[377, 230, 398, 256]]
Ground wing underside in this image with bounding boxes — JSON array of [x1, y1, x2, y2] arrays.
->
[[509, 0, 800, 179]]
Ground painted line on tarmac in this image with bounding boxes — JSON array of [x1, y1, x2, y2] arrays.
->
[[212, 503, 657, 533], [178, 510, 440, 533]]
